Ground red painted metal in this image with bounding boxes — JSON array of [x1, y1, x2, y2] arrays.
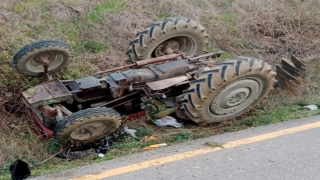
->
[[29, 110, 53, 139]]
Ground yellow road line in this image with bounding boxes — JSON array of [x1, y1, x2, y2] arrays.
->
[[70, 121, 320, 180]]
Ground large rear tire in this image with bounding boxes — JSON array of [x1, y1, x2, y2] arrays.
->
[[127, 17, 209, 62], [181, 57, 276, 125], [54, 107, 121, 146], [12, 39, 73, 77]]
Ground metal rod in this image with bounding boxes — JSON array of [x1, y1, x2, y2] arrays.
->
[[93, 53, 181, 75], [189, 51, 223, 61], [94, 91, 140, 107], [56, 104, 72, 116], [135, 54, 181, 66], [111, 97, 140, 108], [93, 64, 136, 75]]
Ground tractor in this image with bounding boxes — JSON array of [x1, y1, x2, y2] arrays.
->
[[12, 17, 306, 146]]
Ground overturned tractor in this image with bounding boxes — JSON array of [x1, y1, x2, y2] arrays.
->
[[13, 17, 306, 146]]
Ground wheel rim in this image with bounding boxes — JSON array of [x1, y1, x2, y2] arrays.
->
[[210, 79, 261, 115], [26, 51, 65, 73], [152, 36, 195, 57], [70, 121, 111, 141]]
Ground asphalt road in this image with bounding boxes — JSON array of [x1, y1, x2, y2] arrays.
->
[[30, 115, 320, 180]]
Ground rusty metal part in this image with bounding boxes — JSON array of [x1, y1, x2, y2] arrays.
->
[[55, 105, 64, 122], [108, 72, 128, 98], [275, 56, 307, 95], [55, 104, 72, 116], [189, 51, 223, 61], [91, 91, 140, 107], [43, 62, 52, 81], [132, 87, 166, 98], [175, 105, 190, 120], [151, 59, 190, 79], [73, 88, 110, 102], [291, 55, 307, 70], [136, 54, 181, 66], [104, 58, 193, 98], [39, 105, 57, 117], [62, 79, 111, 103], [276, 65, 300, 82], [280, 58, 300, 77], [123, 102, 133, 114], [122, 69, 157, 83], [34, 53, 53, 81], [70, 76, 110, 102], [155, 40, 180, 56], [111, 97, 140, 108], [93, 63, 136, 75], [146, 75, 190, 91], [22, 79, 73, 108], [93, 54, 181, 75]]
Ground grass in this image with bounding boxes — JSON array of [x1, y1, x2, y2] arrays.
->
[[159, 12, 171, 19], [89, 0, 124, 22], [0, 0, 320, 179], [10, 0, 46, 13]]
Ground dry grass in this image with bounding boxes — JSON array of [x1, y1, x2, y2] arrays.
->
[[1, 0, 320, 177]]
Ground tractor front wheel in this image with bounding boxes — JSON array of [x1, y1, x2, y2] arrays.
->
[[54, 107, 121, 146], [12, 39, 73, 77]]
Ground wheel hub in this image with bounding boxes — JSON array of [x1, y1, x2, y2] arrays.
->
[[210, 79, 261, 115], [155, 40, 180, 56], [27, 52, 63, 72], [70, 121, 109, 141], [222, 88, 250, 107]]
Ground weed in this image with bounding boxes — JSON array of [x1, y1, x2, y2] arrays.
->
[[74, 40, 107, 54], [294, 99, 311, 106], [215, 11, 240, 32], [159, 12, 171, 19], [113, 137, 142, 150], [11, 0, 46, 13], [135, 127, 152, 138], [57, 23, 80, 40], [218, 51, 236, 61], [173, 132, 190, 142], [113, 136, 156, 151], [61, 66, 89, 79], [46, 138, 61, 153], [211, 0, 235, 9], [89, 0, 124, 22], [240, 105, 320, 127]]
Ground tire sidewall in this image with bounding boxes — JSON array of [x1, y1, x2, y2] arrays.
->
[[203, 74, 271, 122], [17, 48, 70, 76], [58, 117, 119, 143]]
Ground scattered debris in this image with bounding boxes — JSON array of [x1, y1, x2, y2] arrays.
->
[[57, 148, 96, 160], [9, 159, 31, 180], [124, 126, 139, 139], [155, 116, 182, 128], [303, 105, 318, 111], [142, 135, 157, 143], [143, 143, 167, 150], [97, 153, 105, 158], [57, 137, 113, 160]]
